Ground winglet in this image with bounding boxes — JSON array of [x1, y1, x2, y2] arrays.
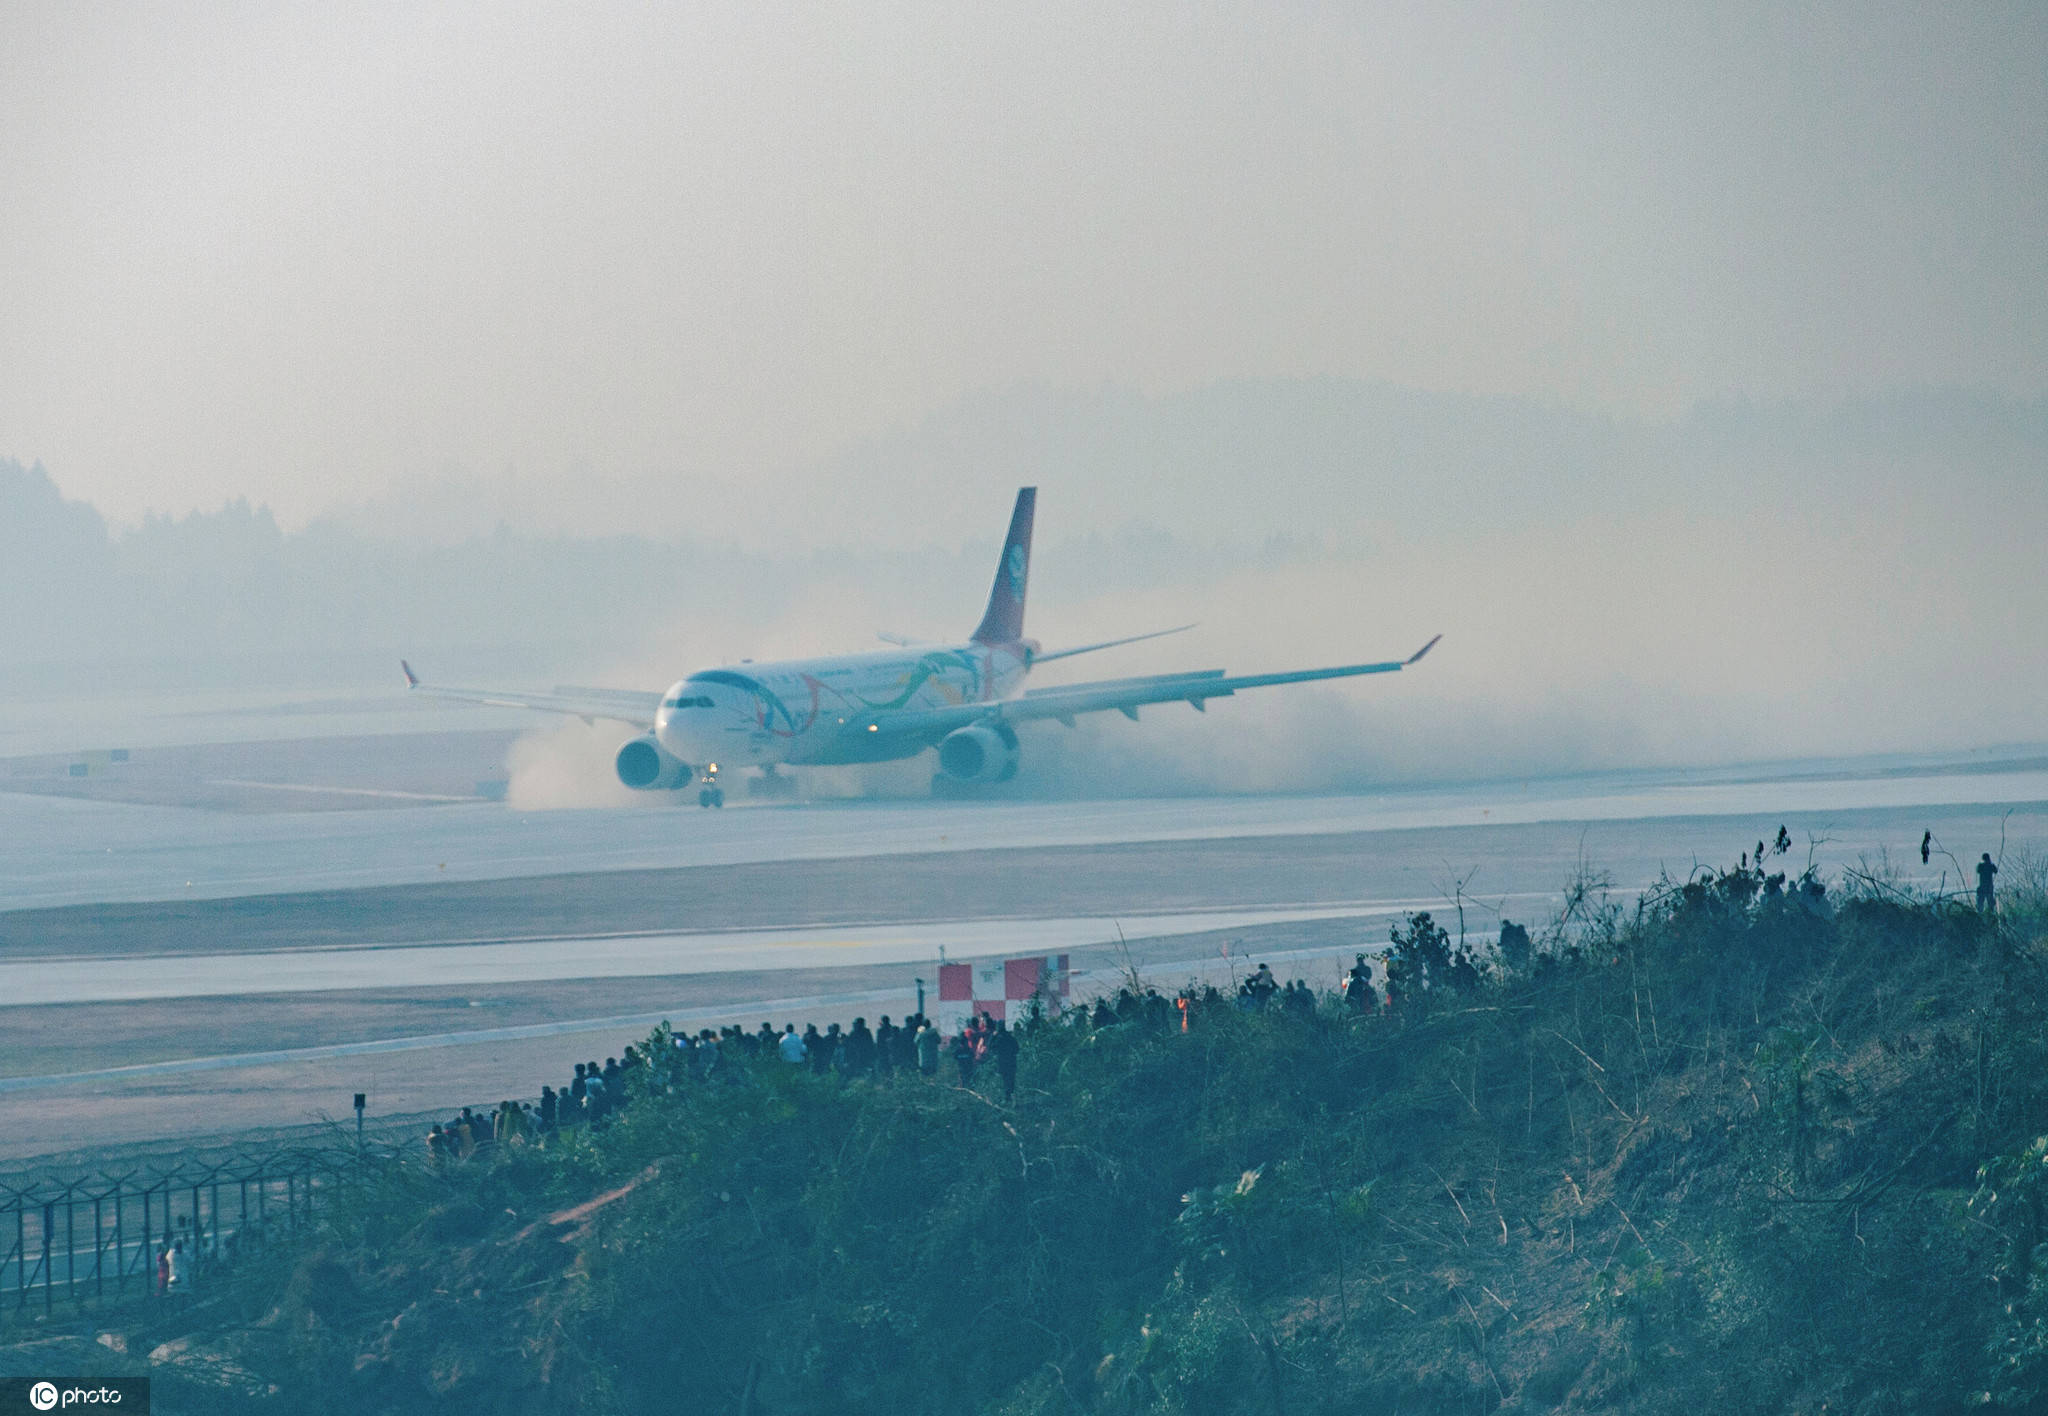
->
[[401, 659, 420, 689], [1406, 634, 1442, 666]]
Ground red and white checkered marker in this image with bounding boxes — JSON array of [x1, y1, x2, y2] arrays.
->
[[935, 954, 1070, 1035]]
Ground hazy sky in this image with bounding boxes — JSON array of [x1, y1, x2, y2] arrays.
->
[[2, 3, 2042, 535]]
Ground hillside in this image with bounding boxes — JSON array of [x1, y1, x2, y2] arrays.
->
[[9, 838, 2048, 1414]]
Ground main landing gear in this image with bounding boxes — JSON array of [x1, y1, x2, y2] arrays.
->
[[747, 765, 800, 800]]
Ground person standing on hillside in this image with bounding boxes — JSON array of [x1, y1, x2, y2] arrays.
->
[[874, 1017, 898, 1078], [1248, 962, 1278, 1010], [951, 1028, 978, 1086], [846, 1017, 877, 1078], [1977, 853, 1998, 913], [916, 1019, 941, 1076], [1345, 956, 1377, 1015], [991, 1020, 1020, 1103]]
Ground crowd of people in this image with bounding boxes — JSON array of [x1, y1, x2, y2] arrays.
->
[[421, 819, 2012, 1166], [422, 1009, 1020, 1162], [419, 960, 1423, 1164], [420, 818, 2027, 1161]]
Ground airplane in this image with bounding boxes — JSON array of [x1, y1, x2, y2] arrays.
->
[[402, 487, 1439, 806]]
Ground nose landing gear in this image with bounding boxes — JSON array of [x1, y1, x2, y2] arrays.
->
[[696, 765, 725, 809]]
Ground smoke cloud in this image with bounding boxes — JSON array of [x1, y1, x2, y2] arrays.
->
[[488, 485, 2048, 807], [503, 719, 648, 812]]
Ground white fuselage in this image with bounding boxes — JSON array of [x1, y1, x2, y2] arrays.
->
[[654, 642, 1030, 769]]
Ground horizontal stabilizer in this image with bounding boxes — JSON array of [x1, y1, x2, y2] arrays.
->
[[1031, 623, 1196, 665], [1025, 667, 1226, 696]]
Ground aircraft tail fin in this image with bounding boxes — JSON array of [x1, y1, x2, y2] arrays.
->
[[970, 487, 1035, 646]]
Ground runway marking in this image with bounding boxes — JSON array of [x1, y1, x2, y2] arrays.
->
[[4, 893, 1581, 971], [0, 905, 1409, 1007], [207, 779, 478, 803], [10, 766, 2044, 913], [2, 894, 1570, 965]]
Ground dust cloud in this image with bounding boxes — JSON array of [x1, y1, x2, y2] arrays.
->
[[504, 719, 650, 811], [982, 498, 2048, 800], [493, 483, 2048, 806]]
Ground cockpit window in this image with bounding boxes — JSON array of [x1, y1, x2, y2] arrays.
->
[[663, 694, 716, 709], [688, 670, 763, 694]]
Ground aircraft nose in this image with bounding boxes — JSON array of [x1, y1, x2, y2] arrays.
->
[[655, 706, 691, 755], [657, 685, 724, 759]]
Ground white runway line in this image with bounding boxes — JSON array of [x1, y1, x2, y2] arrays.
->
[[0, 905, 1393, 1006], [207, 778, 477, 803], [0, 984, 915, 1093]]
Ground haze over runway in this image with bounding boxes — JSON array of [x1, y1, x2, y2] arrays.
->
[[6, 739, 2046, 913], [0, 735, 2040, 1163]]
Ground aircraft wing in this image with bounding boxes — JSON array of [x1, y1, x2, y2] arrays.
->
[[868, 635, 1441, 738], [400, 662, 664, 727]]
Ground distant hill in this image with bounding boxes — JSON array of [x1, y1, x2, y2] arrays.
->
[[5, 381, 2043, 763]]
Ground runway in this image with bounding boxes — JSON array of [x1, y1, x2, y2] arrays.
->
[[0, 903, 1426, 1005], [0, 930, 1409, 1098], [0, 745, 2041, 1167], [6, 745, 2046, 911]]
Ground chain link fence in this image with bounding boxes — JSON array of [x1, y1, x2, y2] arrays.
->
[[0, 1145, 349, 1326]]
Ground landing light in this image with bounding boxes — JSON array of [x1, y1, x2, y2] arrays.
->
[[868, 724, 878, 732]]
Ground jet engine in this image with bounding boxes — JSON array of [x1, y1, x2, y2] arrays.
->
[[615, 735, 692, 791], [936, 722, 1020, 783]]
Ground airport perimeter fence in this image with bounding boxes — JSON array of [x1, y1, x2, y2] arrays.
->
[[0, 1103, 552, 1332], [0, 1145, 346, 1328]]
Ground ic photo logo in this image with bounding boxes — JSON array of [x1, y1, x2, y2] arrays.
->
[[15, 1382, 133, 1413]]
